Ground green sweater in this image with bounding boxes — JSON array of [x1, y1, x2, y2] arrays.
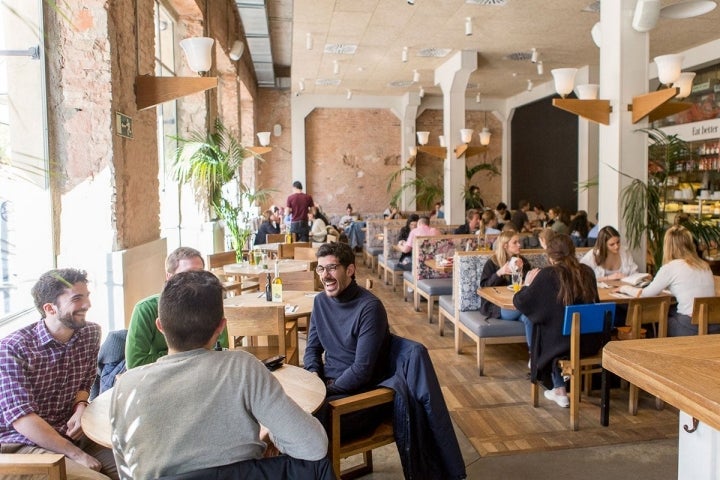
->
[[125, 294, 229, 369]]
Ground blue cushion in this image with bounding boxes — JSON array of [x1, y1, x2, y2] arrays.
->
[[459, 312, 526, 338], [384, 258, 405, 272], [378, 254, 385, 263], [417, 278, 453, 296], [367, 246, 383, 256], [438, 295, 454, 315], [403, 271, 413, 283]]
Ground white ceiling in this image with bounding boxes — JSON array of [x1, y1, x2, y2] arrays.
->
[[261, 0, 720, 99]]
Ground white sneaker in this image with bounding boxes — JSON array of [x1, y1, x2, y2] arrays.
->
[[544, 389, 570, 408]]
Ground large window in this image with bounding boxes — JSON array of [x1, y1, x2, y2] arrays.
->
[[0, 0, 52, 333]]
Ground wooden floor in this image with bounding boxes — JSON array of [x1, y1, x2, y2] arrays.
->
[[354, 257, 679, 458]]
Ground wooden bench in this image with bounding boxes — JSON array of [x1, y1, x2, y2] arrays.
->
[[403, 234, 480, 322], [0, 454, 66, 479], [440, 248, 591, 375]]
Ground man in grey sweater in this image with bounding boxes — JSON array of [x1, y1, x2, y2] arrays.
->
[[110, 271, 329, 480]]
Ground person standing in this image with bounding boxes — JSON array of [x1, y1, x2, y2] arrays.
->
[[111, 271, 329, 479], [304, 242, 391, 433], [285, 181, 314, 242], [0, 268, 118, 480], [125, 247, 229, 369]]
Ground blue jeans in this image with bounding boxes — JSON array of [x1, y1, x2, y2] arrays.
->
[[500, 308, 532, 347], [550, 359, 566, 389]]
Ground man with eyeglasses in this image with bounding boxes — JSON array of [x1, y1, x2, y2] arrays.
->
[[303, 242, 391, 433]]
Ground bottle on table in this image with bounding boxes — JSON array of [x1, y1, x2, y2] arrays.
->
[[265, 273, 272, 301], [285, 231, 292, 244], [272, 261, 283, 302], [213, 341, 222, 351]]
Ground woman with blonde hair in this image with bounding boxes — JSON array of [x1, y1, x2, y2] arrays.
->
[[513, 234, 600, 408], [639, 225, 716, 336], [480, 231, 533, 346]]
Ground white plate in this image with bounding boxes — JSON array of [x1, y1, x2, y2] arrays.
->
[[661, 0, 716, 19]]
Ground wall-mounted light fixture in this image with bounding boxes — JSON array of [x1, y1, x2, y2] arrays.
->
[[413, 69, 420, 83], [628, 54, 692, 123], [536, 61, 544, 75], [465, 17, 473, 36], [229, 40, 245, 61], [0, 46, 40, 60], [550, 67, 612, 125], [479, 111, 492, 146], [246, 131, 272, 156], [135, 36, 218, 111]]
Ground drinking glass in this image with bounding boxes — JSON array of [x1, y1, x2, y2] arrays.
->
[[511, 272, 523, 292], [253, 250, 263, 267]]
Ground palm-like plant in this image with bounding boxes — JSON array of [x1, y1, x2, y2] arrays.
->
[[172, 119, 272, 259], [621, 128, 720, 270]]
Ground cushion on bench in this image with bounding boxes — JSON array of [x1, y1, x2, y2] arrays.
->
[[458, 312, 526, 338], [417, 278, 453, 296], [438, 295, 454, 314], [403, 271, 413, 282], [384, 258, 406, 272], [366, 246, 383, 256]]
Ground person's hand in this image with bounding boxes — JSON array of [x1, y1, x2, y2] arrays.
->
[[66, 405, 86, 440], [607, 272, 624, 281], [67, 449, 102, 471], [525, 268, 540, 285]]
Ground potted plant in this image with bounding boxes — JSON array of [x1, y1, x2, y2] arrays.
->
[[621, 128, 720, 271], [172, 119, 272, 261]]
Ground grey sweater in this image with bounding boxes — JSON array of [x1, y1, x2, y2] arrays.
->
[[110, 348, 327, 480]]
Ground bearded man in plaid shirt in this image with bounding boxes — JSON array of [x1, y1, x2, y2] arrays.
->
[[0, 268, 118, 480]]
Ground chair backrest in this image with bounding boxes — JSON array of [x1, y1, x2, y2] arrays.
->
[[279, 269, 320, 291], [714, 275, 720, 296], [206, 250, 237, 270], [267, 233, 294, 243], [277, 242, 312, 259], [562, 302, 616, 336], [691, 296, 720, 334], [626, 296, 672, 338], [224, 305, 286, 348], [293, 246, 317, 261]]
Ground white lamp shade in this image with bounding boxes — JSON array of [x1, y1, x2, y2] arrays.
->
[[654, 54, 684, 85], [257, 132, 271, 147], [575, 84, 599, 100], [180, 37, 214, 73], [591, 22, 602, 48], [673, 71, 696, 99], [438, 135, 446, 147], [479, 127, 491, 146], [551, 68, 578, 97], [229, 40, 245, 61], [416, 131, 430, 145], [409, 146, 418, 157], [460, 129, 474, 144]]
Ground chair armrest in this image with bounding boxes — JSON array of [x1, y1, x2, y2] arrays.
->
[[328, 387, 394, 416]]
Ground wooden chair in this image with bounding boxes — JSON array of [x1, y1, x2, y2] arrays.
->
[[0, 454, 66, 479], [279, 269, 321, 291], [532, 302, 615, 431], [329, 388, 395, 479], [266, 233, 295, 243], [277, 242, 312, 259], [293, 246, 318, 261], [224, 305, 299, 366], [206, 250, 259, 296], [691, 296, 720, 334], [625, 296, 671, 415]]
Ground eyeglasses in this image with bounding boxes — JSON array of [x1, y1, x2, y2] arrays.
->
[[315, 264, 341, 274]]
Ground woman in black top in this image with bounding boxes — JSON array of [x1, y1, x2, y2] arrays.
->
[[513, 234, 600, 408], [398, 214, 419, 266], [254, 209, 280, 247]]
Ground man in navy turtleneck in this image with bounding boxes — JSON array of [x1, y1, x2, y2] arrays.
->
[[304, 242, 390, 431]]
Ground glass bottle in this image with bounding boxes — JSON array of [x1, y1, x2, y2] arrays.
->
[[265, 273, 272, 301], [272, 261, 283, 302]]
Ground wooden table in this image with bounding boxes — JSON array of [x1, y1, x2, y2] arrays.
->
[[603, 335, 720, 478], [477, 281, 651, 310], [224, 259, 312, 276], [224, 290, 318, 320], [425, 259, 453, 273], [81, 364, 326, 448]]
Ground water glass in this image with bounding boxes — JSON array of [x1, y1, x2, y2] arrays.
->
[[511, 272, 523, 292]]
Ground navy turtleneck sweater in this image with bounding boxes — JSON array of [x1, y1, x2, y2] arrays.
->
[[303, 280, 390, 395]]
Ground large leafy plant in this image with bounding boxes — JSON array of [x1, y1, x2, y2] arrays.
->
[[172, 119, 272, 259], [621, 128, 720, 270]]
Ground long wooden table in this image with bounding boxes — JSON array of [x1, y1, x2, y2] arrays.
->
[[81, 364, 326, 448], [477, 281, 655, 310]]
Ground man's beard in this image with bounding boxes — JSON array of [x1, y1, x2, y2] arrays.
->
[[58, 310, 87, 330]]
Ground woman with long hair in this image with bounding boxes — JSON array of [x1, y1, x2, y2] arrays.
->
[[513, 234, 600, 408], [480, 231, 533, 347], [580, 225, 639, 282], [640, 225, 716, 336], [254, 209, 280, 247]]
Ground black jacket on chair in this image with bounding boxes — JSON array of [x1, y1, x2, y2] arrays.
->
[[380, 335, 466, 480]]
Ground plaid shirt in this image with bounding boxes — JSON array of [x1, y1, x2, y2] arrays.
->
[[0, 320, 100, 445]]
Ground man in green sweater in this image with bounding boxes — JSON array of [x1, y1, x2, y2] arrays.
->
[[125, 246, 229, 368]]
